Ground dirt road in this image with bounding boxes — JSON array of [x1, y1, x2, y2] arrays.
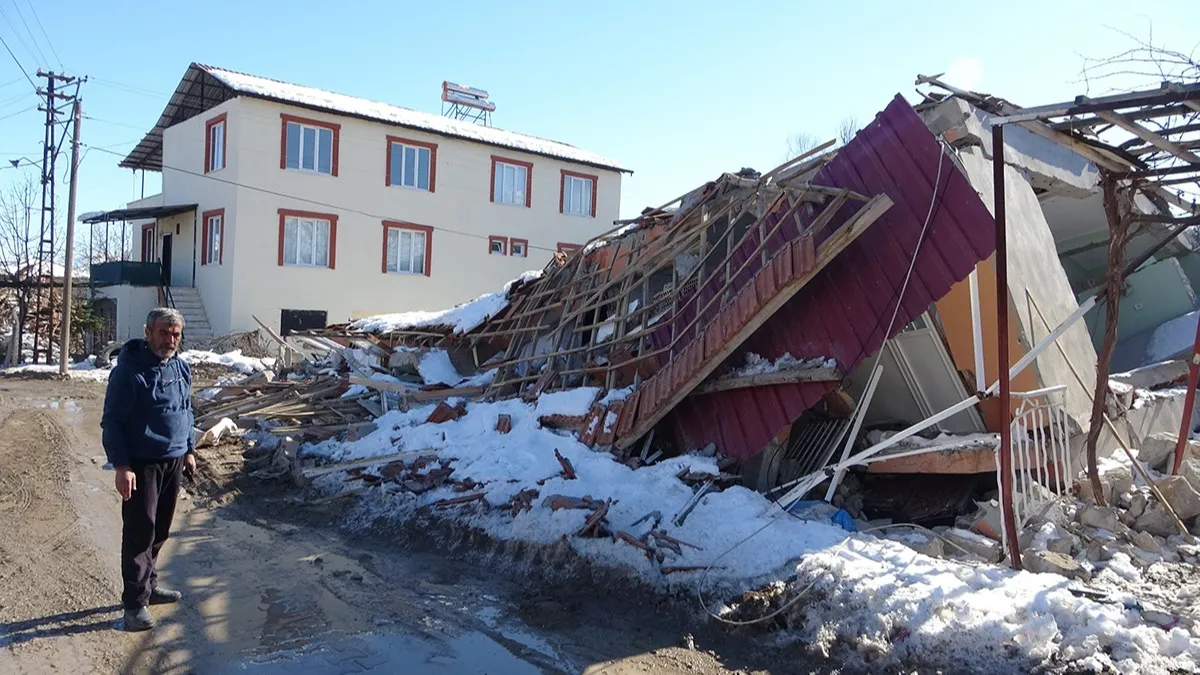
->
[[0, 377, 822, 674]]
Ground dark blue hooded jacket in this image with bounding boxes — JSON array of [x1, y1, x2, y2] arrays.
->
[[101, 339, 194, 467]]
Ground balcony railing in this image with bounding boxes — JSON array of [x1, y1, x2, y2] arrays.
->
[[90, 261, 162, 286]]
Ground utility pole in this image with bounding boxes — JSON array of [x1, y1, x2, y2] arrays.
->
[[58, 100, 81, 377], [32, 70, 78, 364]]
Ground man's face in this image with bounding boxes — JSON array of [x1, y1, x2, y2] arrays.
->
[[145, 320, 183, 360]]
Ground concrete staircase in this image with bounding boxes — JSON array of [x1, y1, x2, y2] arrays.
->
[[169, 287, 215, 342]]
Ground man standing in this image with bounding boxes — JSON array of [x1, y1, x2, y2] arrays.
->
[[101, 308, 195, 632]]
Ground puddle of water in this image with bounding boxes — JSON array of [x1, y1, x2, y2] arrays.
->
[[29, 398, 81, 414], [222, 630, 545, 674], [476, 606, 566, 667]]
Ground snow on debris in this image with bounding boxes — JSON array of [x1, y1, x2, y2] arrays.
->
[[180, 350, 275, 375], [300, 398, 1200, 673], [534, 387, 600, 418], [732, 352, 836, 377], [204, 66, 627, 172], [351, 270, 543, 336], [417, 349, 495, 388], [1145, 309, 1198, 365]]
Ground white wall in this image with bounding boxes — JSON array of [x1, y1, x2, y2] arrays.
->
[[95, 284, 159, 343], [157, 96, 623, 334]]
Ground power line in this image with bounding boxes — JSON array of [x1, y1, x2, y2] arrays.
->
[[82, 113, 149, 131], [0, 5, 40, 67], [0, 74, 23, 88], [82, 144, 568, 255], [87, 76, 165, 99], [7, 0, 47, 67], [0, 102, 32, 120], [0, 32, 35, 91], [22, 0, 61, 70]]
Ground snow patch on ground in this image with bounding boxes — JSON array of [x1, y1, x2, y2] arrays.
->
[[534, 388, 600, 418], [301, 398, 1200, 673], [351, 271, 543, 335], [2, 356, 113, 381]]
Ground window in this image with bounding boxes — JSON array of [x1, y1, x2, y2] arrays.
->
[[205, 114, 226, 173], [277, 209, 338, 269], [201, 209, 224, 265], [387, 136, 436, 191], [281, 114, 339, 176], [510, 238, 528, 258], [489, 236, 507, 256], [140, 225, 154, 262], [382, 221, 432, 276], [561, 170, 597, 217], [491, 156, 532, 207]]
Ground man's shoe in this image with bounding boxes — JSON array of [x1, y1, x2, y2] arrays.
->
[[122, 606, 156, 632], [149, 587, 182, 605]]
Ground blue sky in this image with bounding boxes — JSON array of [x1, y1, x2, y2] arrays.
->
[[0, 0, 1196, 227]]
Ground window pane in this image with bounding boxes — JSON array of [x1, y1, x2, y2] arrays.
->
[[315, 221, 329, 267], [317, 128, 333, 174], [284, 219, 298, 264], [417, 148, 430, 191], [390, 143, 403, 185], [513, 166, 527, 205], [402, 147, 417, 187], [574, 179, 584, 213], [386, 229, 399, 272], [412, 232, 426, 274], [301, 127, 316, 171], [493, 164, 502, 200], [297, 220, 313, 265], [398, 231, 412, 272], [286, 123, 300, 170], [212, 220, 221, 263], [583, 179, 592, 215]]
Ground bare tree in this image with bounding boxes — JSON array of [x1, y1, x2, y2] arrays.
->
[[837, 116, 860, 147], [786, 132, 820, 160]]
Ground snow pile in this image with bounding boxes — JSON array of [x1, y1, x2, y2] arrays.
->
[[417, 349, 494, 388], [180, 350, 275, 375], [302, 398, 1200, 673], [351, 270, 543, 335], [733, 352, 836, 377], [534, 387, 600, 418]]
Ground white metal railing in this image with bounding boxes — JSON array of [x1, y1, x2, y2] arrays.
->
[[997, 385, 1073, 551]]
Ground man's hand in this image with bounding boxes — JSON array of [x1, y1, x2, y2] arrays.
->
[[184, 452, 196, 476], [115, 466, 136, 501]]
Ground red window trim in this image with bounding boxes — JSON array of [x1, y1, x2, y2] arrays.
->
[[560, 170, 598, 218], [204, 113, 227, 174], [140, 224, 155, 262], [381, 221, 433, 276], [277, 208, 338, 269], [510, 238, 529, 258], [489, 155, 533, 207], [385, 135, 438, 192], [488, 235, 508, 256], [200, 208, 225, 266], [279, 113, 341, 176], [557, 242, 581, 255]]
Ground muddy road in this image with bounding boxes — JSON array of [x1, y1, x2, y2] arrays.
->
[[0, 377, 824, 674]]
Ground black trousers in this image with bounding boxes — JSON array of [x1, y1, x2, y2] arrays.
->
[[120, 457, 184, 610]]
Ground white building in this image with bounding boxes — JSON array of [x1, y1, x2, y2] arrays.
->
[[88, 63, 628, 341]]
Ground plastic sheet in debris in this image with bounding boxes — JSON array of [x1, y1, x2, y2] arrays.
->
[[786, 500, 856, 532]]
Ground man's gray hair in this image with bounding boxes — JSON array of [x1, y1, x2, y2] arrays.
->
[[146, 307, 185, 329]]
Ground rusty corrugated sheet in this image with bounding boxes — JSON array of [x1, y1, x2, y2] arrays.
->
[[666, 95, 997, 460]]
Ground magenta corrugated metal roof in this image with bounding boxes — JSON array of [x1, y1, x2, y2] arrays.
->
[[666, 94, 997, 460]]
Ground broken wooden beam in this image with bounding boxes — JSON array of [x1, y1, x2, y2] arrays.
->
[[431, 493, 485, 509], [554, 449, 577, 480], [691, 365, 843, 396], [301, 449, 440, 478]]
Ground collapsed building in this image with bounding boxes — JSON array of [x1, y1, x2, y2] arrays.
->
[[297, 79, 1200, 565]]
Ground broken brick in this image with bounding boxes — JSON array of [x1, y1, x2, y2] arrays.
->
[[543, 494, 599, 511], [426, 401, 468, 424], [577, 499, 612, 537], [431, 493, 485, 509], [555, 449, 577, 480], [495, 414, 513, 434]]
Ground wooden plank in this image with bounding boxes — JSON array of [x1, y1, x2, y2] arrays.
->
[[347, 375, 485, 401], [614, 195, 893, 451], [1095, 110, 1200, 164], [252, 314, 306, 358], [691, 365, 843, 395], [301, 449, 440, 478]]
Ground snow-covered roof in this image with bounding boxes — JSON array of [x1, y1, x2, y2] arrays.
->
[[122, 63, 629, 174]]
